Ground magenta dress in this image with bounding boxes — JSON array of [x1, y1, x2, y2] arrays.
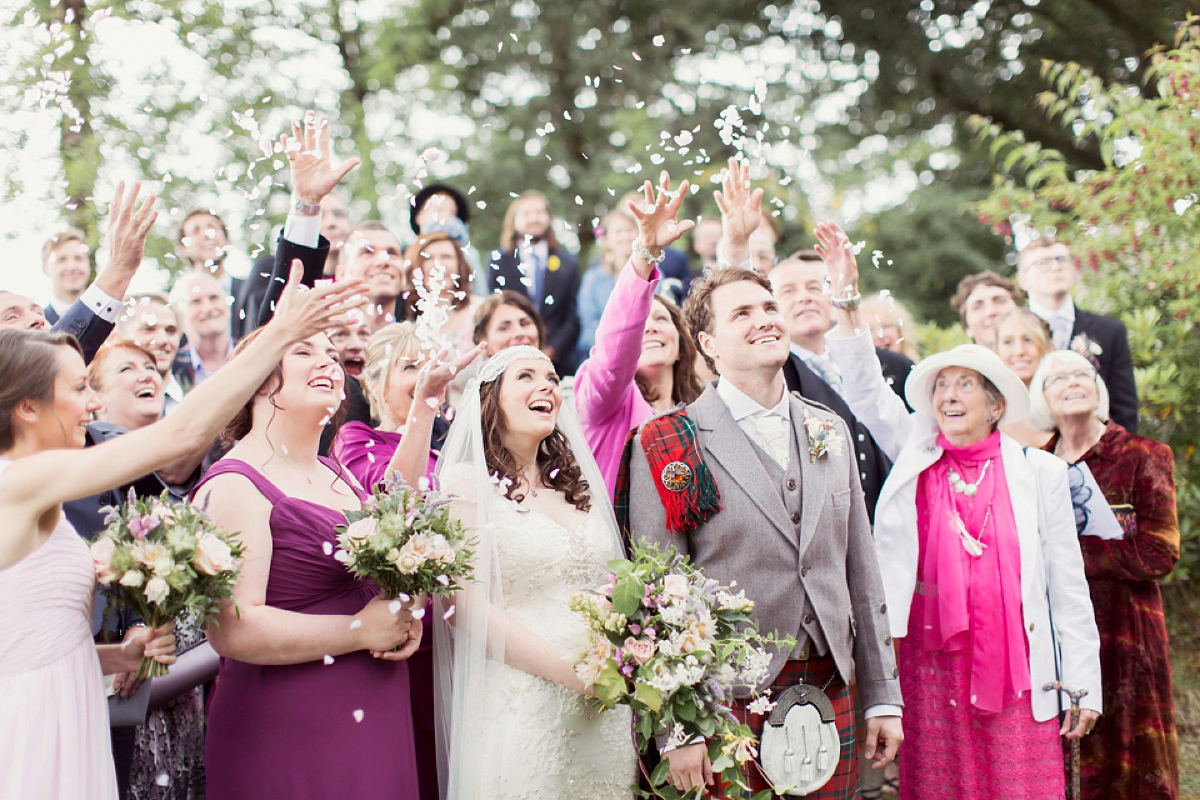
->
[[193, 458, 418, 800], [331, 425, 439, 800]]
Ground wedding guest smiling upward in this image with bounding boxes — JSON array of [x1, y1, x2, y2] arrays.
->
[[116, 294, 184, 412], [170, 270, 235, 389], [40, 228, 91, 325], [951, 270, 1023, 347], [177, 209, 251, 337], [1016, 234, 1138, 432], [821, 220, 1101, 800], [336, 222, 406, 332]]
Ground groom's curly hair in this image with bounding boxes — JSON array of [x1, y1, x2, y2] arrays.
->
[[479, 374, 592, 513]]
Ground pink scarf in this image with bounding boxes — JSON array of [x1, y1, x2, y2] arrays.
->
[[916, 431, 1029, 713]]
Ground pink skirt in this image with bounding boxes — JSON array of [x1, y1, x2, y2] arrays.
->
[[898, 594, 1064, 800]]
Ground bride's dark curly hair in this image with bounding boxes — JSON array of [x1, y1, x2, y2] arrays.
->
[[478, 371, 591, 513]]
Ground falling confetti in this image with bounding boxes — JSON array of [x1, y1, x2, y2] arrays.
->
[[324, 655, 335, 665], [353, 709, 364, 723]]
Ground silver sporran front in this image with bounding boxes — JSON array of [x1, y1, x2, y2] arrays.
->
[[758, 683, 840, 795]]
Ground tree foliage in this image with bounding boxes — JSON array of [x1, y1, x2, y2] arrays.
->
[[974, 17, 1200, 577]]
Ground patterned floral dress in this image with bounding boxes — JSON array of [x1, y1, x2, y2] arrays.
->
[[1047, 421, 1180, 800]]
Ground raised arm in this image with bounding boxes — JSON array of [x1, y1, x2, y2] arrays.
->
[[713, 157, 763, 267], [91, 181, 158, 304], [574, 173, 694, 425], [817, 221, 914, 458], [0, 266, 366, 517], [257, 112, 360, 326], [386, 344, 486, 490]]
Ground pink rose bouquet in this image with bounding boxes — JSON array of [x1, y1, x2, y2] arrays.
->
[[569, 542, 794, 798], [92, 492, 245, 679], [334, 476, 475, 601]]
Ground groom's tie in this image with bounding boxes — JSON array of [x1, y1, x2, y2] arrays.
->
[[752, 412, 790, 470]]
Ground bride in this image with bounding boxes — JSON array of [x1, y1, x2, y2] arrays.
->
[[433, 343, 636, 799]]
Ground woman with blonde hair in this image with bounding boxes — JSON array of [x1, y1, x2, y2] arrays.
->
[[991, 308, 1056, 448]]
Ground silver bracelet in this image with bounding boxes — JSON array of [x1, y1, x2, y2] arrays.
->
[[830, 291, 862, 310], [631, 238, 666, 265]]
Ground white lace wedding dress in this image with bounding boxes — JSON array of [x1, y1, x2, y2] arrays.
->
[[474, 491, 636, 799]]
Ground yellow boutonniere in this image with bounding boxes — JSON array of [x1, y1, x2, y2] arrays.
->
[[547, 255, 561, 272]]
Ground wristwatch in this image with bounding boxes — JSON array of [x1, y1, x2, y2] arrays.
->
[[291, 197, 321, 217]]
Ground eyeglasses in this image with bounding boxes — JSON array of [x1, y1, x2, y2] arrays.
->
[[1043, 369, 1094, 390], [1026, 254, 1072, 271]]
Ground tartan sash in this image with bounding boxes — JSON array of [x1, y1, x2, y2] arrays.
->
[[615, 410, 721, 539]]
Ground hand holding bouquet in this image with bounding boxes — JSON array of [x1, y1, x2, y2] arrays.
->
[[334, 476, 476, 603], [570, 542, 794, 798], [91, 492, 245, 679]]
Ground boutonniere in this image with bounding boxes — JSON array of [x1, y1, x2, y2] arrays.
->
[[547, 254, 561, 272], [1069, 333, 1103, 369], [803, 416, 845, 463]]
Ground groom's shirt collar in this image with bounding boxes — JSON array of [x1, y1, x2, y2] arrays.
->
[[716, 377, 790, 423]]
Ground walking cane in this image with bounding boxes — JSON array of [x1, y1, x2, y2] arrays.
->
[[1043, 681, 1088, 800]]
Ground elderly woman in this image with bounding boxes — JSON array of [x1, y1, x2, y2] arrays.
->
[[991, 308, 1056, 448], [1029, 350, 1180, 800], [817, 222, 1101, 800]]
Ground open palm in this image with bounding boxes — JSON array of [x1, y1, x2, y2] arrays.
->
[[627, 171, 695, 250], [281, 111, 361, 204]]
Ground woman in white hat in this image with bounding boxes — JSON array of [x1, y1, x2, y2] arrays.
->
[[813, 222, 1101, 800]]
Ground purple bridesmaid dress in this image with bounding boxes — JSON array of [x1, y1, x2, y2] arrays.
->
[[194, 458, 419, 800]]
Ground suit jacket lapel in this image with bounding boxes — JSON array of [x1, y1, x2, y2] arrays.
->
[[691, 388, 795, 546], [1001, 436, 1039, 605]]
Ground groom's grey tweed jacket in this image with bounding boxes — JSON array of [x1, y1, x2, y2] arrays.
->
[[628, 384, 903, 710]]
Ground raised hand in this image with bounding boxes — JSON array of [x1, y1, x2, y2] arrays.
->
[[105, 181, 158, 274], [281, 111, 361, 206], [267, 260, 367, 339], [813, 221, 859, 297], [713, 157, 763, 264], [626, 171, 695, 280], [411, 343, 487, 412]]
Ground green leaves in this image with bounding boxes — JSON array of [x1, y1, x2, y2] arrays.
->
[[612, 574, 646, 618], [634, 681, 663, 713]]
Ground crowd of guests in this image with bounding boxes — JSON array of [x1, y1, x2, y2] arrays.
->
[[0, 109, 1181, 800]]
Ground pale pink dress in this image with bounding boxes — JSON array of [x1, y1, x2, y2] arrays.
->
[[0, 461, 117, 799]]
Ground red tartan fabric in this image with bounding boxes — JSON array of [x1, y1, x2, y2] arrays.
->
[[716, 655, 859, 800]]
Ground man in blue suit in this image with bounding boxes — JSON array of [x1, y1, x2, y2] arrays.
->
[[40, 228, 92, 326]]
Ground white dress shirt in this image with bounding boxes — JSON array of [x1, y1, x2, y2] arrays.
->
[[1028, 297, 1075, 350]]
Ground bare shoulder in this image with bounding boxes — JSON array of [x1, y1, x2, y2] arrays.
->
[[193, 471, 272, 518]]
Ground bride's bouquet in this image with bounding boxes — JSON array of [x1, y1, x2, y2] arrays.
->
[[569, 542, 793, 797], [334, 476, 475, 601], [91, 492, 245, 679]]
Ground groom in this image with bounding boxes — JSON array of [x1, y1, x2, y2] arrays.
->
[[625, 266, 903, 799]]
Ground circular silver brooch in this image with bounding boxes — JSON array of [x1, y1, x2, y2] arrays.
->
[[660, 461, 693, 492]]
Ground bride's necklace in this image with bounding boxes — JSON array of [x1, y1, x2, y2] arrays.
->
[[947, 458, 992, 497]]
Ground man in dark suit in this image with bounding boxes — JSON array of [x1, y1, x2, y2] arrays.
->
[[177, 208, 252, 338], [768, 252, 901, 521], [487, 191, 580, 374], [1017, 234, 1138, 432], [1, 183, 157, 363]]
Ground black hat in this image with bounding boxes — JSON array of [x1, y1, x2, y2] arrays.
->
[[410, 184, 470, 235]]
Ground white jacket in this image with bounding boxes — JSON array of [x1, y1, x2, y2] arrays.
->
[[829, 331, 1102, 721]]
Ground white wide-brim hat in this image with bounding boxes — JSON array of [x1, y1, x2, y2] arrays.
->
[[905, 344, 1030, 426]]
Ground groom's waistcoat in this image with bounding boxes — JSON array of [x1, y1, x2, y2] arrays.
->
[[627, 385, 902, 709]]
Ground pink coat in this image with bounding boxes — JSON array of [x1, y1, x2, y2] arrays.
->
[[573, 261, 660, 495]]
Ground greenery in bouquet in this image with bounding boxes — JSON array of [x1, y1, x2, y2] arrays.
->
[[90, 491, 245, 679], [570, 542, 794, 799], [334, 475, 476, 600]]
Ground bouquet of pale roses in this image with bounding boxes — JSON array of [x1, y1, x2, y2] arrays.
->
[[91, 492, 245, 679], [569, 542, 793, 798], [334, 475, 475, 601]]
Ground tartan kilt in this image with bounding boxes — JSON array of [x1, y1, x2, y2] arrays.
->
[[716, 654, 859, 800]]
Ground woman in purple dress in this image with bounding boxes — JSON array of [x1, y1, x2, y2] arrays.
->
[[331, 323, 480, 800], [193, 326, 424, 800]]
